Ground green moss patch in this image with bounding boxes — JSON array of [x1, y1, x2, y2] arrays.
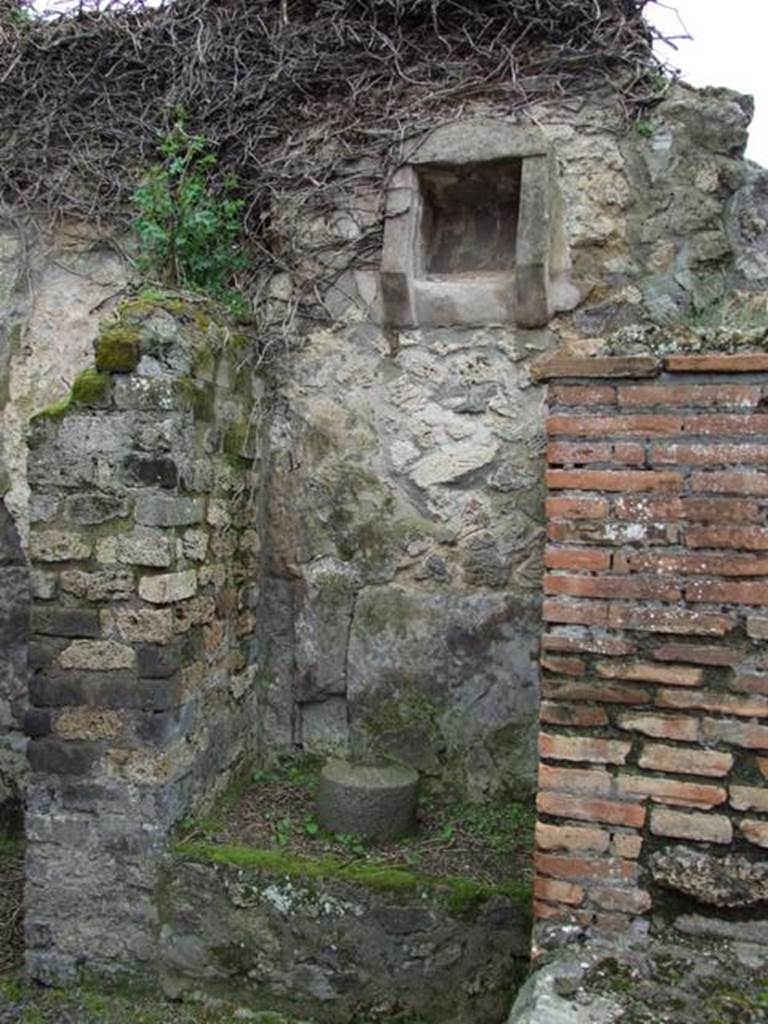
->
[[95, 326, 140, 373], [173, 839, 531, 913], [31, 367, 110, 421]]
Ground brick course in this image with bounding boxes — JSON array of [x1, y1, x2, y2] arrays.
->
[[536, 357, 768, 942]]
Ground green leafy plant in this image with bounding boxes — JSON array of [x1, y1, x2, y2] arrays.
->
[[132, 122, 249, 312], [634, 118, 655, 138]]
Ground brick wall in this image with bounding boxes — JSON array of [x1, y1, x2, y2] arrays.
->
[[533, 352, 768, 950], [23, 297, 263, 982]]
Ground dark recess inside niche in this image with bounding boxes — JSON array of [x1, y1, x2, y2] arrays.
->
[[418, 159, 522, 277]]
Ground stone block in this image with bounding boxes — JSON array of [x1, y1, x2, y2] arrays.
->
[[55, 707, 123, 741], [0, 567, 29, 644], [100, 526, 174, 568], [62, 493, 128, 526], [300, 698, 349, 755], [135, 494, 204, 528], [29, 531, 92, 563], [60, 569, 134, 601], [136, 642, 185, 679], [122, 454, 179, 489], [58, 639, 136, 671], [27, 738, 98, 776], [30, 570, 58, 600], [139, 570, 197, 605], [316, 759, 418, 841], [103, 607, 175, 645], [32, 607, 100, 639], [30, 670, 182, 711], [23, 709, 52, 739]]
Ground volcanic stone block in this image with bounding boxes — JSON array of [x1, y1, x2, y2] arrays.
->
[[315, 759, 418, 841]]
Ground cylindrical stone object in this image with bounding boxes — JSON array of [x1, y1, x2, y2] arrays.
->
[[315, 759, 419, 841]]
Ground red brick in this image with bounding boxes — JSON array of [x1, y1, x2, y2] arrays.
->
[[538, 764, 612, 795], [547, 469, 683, 492], [545, 548, 612, 571], [740, 820, 768, 848], [545, 574, 681, 601], [548, 440, 647, 466], [535, 852, 640, 883], [747, 616, 768, 639], [619, 383, 762, 409], [542, 632, 634, 656], [613, 496, 682, 521], [729, 674, 768, 696], [533, 900, 593, 925], [684, 414, 768, 435], [617, 550, 768, 577], [541, 679, 651, 706], [690, 471, 768, 496], [652, 643, 746, 666], [596, 661, 703, 687], [537, 792, 645, 829], [612, 833, 643, 859], [548, 414, 682, 437], [702, 717, 768, 750], [539, 733, 631, 765], [533, 875, 584, 906], [543, 599, 609, 626], [536, 822, 610, 854], [549, 441, 611, 464], [550, 520, 677, 546], [665, 353, 768, 373], [651, 808, 732, 844], [540, 702, 609, 728], [616, 713, 699, 742], [590, 887, 652, 914], [688, 528, 768, 552], [652, 442, 768, 467], [540, 655, 586, 677], [616, 773, 726, 808], [656, 687, 768, 719], [730, 786, 768, 813], [533, 355, 659, 381], [546, 496, 609, 519], [550, 384, 617, 406], [608, 604, 735, 636], [638, 742, 733, 777]]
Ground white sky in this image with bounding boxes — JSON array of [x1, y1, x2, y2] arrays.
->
[[647, 0, 768, 166]]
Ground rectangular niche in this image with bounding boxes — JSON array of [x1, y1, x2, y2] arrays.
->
[[380, 120, 576, 329], [418, 160, 522, 277]]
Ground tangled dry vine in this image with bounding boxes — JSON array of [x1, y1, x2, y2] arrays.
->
[[0, 0, 679, 347]]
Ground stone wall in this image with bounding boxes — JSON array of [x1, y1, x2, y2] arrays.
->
[[158, 847, 530, 1023], [533, 351, 768, 950], [258, 84, 767, 799], [23, 296, 263, 981]]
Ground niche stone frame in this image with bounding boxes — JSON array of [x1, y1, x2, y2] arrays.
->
[[381, 120, 578, 329]]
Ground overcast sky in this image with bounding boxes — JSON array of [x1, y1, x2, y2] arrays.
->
[[647, 0, 768, 166]]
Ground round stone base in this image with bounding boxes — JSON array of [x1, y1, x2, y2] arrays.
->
[[315, 759, 419, 841]]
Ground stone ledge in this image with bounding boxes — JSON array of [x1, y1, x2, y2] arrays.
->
[[530, 356, 660, 382]]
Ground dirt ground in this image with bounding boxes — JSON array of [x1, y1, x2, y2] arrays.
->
[[181, 758, 536, 887]]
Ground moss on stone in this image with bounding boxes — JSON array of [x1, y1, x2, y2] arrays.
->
[[222, 420, 251, 457], [71, 368, 110, 405], [95, 326, 141, 373], [173, 839, 531, 912], [30, 367, 110, 422], [174, 376, 215, 421]]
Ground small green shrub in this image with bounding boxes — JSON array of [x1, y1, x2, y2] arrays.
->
[[133, 123, 249, 313]]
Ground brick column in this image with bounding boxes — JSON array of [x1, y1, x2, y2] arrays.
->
[[532, 352, 768, 950]]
